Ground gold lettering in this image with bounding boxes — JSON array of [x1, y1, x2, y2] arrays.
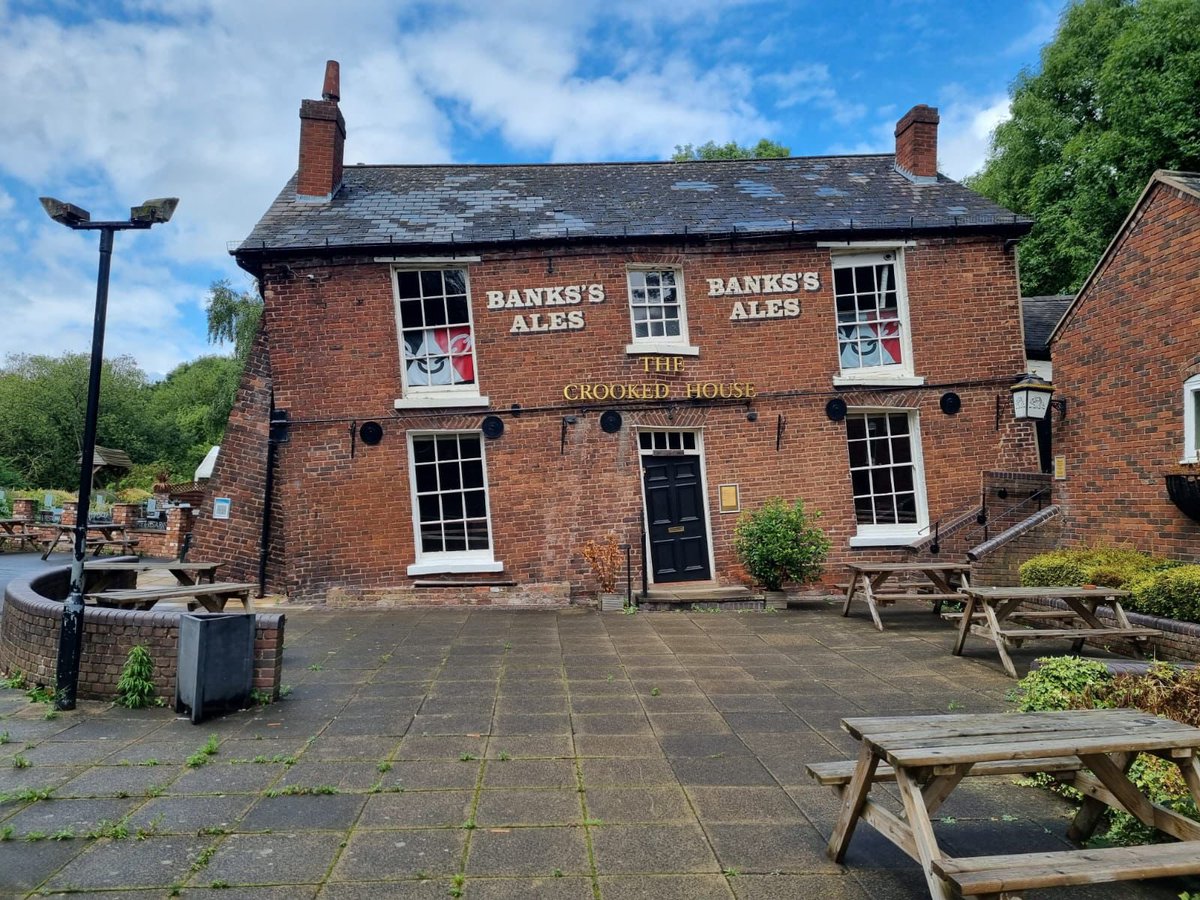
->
[[563, 384, 579, 401], [578, 384, 594, 401]]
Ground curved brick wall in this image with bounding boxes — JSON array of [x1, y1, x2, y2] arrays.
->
[[0, 564, 285, 702]]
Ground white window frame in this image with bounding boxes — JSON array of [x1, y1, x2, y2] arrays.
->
[[391, 266, 489, 409], [405, 430, 503, 575], [624, 265, 699, 356], [844, 408, 929, 547], [830, 249, 920, 387], [1184, 375, 1200, 463]]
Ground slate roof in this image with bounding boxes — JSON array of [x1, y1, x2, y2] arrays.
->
[[90, 446, 133, 470], [236, 155, 1031, 257], [1021, 295, 1072, 360]]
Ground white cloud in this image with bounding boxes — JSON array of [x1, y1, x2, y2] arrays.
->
[[937, 91, 1011, 180]]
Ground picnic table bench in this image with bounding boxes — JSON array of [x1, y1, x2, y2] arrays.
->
[[0, 518, 39, 552], [84, 560, 221, 594], [40, 523, 139, 560], [814, 708, 1200, 898], [954, 585, 1161, 678], [843, 562, 971, 631], [84, 581, 255, 613]]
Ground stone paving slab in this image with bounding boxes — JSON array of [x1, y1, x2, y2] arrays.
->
[[1, 602, 1197, 898]]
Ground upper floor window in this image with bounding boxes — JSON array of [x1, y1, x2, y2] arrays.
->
[[625, 267, 697, 355], [1184, 375, 1200, 462], [833, 251, 913, 378], [393, 268, 478, 396]]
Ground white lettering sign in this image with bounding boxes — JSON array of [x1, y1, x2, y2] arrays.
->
[[706, 272, 820, 297], [487, 283, 605, 310]]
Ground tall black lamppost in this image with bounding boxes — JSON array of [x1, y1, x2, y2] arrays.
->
[[39, 196, 178, 710]]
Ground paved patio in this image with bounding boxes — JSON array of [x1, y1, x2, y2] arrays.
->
[[0, 598, 1194, 899]]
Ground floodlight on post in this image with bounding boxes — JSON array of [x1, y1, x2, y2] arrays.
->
[[38, 194, 179, 710]]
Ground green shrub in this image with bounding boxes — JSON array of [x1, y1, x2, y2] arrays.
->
[[1128, 566, 1200, 623], [1019, 548, 1196, 622], [1010, 656, 1113, 712], [1012, 657, 1200, 847], [733, 498, 830, 592], [115, 646, 156, 709]]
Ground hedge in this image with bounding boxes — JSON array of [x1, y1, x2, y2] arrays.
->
[[1019, 548, 1199, 624]]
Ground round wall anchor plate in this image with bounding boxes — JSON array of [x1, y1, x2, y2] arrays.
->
[[599, 410, 623, 433], [359, 421, 384, 445], [940, 392, 962, 415], [825, 398, 847, 421], [481, 415, 505, 439]]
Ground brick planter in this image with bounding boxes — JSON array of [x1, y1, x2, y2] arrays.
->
[[0, 562, 285, 702]]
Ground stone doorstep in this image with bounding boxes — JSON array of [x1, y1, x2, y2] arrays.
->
[[634, 582, 770, 612]]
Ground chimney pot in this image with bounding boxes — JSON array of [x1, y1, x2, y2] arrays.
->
[[894, 104, 939, 183], [322, 60, 340, 102]]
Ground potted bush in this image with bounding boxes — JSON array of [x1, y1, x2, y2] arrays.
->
[[734, 498, 830, 605], [582, 533, 626, 610]]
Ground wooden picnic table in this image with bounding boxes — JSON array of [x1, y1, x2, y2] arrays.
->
[[954, 585, 1160, 679], [84, 581, 255, 613], [0, 518, 38, 552], [84, 560, 221, 594], [40, 522, 139, 560], [818, 709, 1200, 898], [843, 562, 971, 631]]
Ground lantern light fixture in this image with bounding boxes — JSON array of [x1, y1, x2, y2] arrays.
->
[[1011, 374, 1066, 422]]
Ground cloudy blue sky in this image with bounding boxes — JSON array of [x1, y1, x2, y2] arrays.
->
[[0, 0, 1064, 378]]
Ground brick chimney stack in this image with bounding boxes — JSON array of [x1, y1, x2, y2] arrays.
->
[[296, 60, 346, 202], [894, 104, 939, 183]]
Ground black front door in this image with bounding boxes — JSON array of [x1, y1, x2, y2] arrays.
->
[[642, 454, 712, 583]]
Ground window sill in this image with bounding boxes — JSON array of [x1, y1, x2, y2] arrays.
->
[[394, 395, 490, 410], [849, 533, 925, 548], [625, 343, 700, 357], [406, 560, 505, 576], [832, 375, 925, 389]]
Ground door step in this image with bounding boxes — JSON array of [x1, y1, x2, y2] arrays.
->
[[635, 583, 768, 611]]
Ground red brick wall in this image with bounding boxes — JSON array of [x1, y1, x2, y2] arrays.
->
[[1053, 182, 1200, 558], [0, 565, 285, 701], [190, 327, 278, 586], [207, 235, 1036, 603]]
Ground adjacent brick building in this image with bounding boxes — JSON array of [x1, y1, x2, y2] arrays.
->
[[1051, 171, 1200, 558], [192, 62, 1039, 606]]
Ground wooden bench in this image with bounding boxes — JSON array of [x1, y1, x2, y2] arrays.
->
[[85, 537, 140, 556], [933, 841, 1200, 896], [86, 581, 255, 613], [0, 532, 41, 552], [806, 756, 1082, 787]]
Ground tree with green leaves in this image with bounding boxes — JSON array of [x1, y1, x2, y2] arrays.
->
[[671, 138, 791, 162], [969, 0, 1200, 295], [205, 279, 263, 360]]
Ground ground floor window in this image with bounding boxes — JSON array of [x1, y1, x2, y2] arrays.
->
[[406, 431, 500, 575], [845, 409, 928, 545], [1184, 374, 1200, 462]]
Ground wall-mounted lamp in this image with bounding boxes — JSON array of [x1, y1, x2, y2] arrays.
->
[[1010, 374, 1066, 422]]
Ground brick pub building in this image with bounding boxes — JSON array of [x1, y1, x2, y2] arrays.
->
[[1051, 171, 1200, 557], [192, 62, 1040, 606]]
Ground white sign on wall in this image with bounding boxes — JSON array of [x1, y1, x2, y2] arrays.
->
[[213, 497, 232, 520]]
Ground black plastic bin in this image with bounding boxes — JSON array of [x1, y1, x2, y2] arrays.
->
[[175, 613, 256, 724]]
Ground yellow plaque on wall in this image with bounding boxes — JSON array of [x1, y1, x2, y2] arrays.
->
[[1054, 455, 1066, 480], [719, 484, 740, 513]]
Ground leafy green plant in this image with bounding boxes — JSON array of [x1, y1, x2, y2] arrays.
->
[[1, 670, 27, 690], [11, 755, 30, 769], [87, 818, 130, 840], [733, 498, 830, 591], [0, 825, 12, 841], [1009, 656, 1113, 712], [0, 731, 9, 744], [1012, 657, 1200, 846], [115, 645, 157, 709]]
